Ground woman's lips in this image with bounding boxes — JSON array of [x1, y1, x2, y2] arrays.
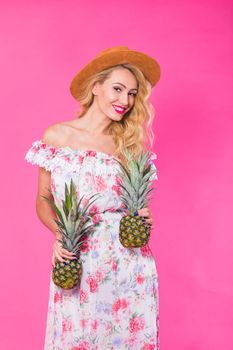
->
[[112, 104, 126, 114]]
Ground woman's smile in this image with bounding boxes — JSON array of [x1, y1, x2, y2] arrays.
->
[[112, 104, 127, 114]]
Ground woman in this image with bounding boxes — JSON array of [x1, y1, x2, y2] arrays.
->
[[25, 46, 161, 350]]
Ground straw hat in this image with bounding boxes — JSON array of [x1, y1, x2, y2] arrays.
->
[[70, 46, 161, 100]]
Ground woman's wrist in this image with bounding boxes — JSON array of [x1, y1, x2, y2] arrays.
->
[[54, 230, 62, 241]]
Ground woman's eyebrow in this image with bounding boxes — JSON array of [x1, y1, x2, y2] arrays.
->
[[113, 82, 138, 91]]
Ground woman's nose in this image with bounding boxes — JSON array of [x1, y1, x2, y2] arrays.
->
[[119, 93, 129, 106]]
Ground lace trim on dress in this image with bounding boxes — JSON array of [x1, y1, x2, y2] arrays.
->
[[25, 140, 58, 172], [24, 139, 120, 172], [25, 139, 158, 180]]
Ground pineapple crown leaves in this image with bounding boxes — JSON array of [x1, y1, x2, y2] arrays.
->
[[116, 148, 156, 181], [41, 178, 102, 248], [62, 179, 76, 218], [54, 216, 94, 252], [114, 149, 157, 211], [115, 149, 156, 189]]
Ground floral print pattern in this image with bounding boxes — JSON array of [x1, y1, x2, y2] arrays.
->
[[25, 139, 159, 350]]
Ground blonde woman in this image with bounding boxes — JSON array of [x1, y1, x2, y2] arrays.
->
[[25, 46, 161, 350]]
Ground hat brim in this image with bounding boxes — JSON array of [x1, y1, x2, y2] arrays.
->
[[70, 49, 161, 100]]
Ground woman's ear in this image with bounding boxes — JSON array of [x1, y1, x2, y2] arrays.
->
[[92, 82, 98, 96]]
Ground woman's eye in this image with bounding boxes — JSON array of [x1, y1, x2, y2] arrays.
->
[[114, 87, 137, 97]]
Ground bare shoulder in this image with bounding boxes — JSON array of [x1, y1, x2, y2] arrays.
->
[[41, 121, 72, 147]]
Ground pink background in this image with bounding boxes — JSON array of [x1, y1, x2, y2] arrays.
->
[[1, 1, 232, 349]]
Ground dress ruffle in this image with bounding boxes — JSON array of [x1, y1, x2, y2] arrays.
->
[[25, 140, 58, 172], [24, 139, 119, 173], [25, 139, 158, 181]]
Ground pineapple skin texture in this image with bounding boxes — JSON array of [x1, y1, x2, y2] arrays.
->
[[52, 257, 82, 289], [119, 215, 150, 248]]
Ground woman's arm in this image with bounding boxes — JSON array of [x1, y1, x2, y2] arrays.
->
[[36, 167, 76, 265], [34, 124, 63, 239], [36, 167, 62, 240]]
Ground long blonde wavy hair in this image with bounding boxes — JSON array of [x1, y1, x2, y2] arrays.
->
[[75, 63, 156, 168]]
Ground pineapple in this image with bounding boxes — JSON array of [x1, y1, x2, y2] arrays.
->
[[115, 149, 157, 248], [42, 178, 101, 289]]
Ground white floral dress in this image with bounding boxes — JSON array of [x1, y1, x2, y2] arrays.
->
[[25, 139, 160, 350]]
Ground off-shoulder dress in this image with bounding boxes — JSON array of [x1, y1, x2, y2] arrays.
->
[[25, 139, 160, 350]]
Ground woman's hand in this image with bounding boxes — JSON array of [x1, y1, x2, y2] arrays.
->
[[134, 207, 154, 230], [52, 239, 77, 267]]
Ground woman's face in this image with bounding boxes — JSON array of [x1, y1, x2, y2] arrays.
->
[[92, 67, 138, 121]]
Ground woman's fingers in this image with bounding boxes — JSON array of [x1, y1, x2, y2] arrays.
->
[[134, 208, 154, 228], [135, 207, 151, 218], [61, 248, 75, 256], [54, 249, 76, 262], [141, 218, 153, 225], [61, 248, 77, 259], [62, 253, 77, 260], [55, 252, 65, 263], [52, 241, 77, 268]]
